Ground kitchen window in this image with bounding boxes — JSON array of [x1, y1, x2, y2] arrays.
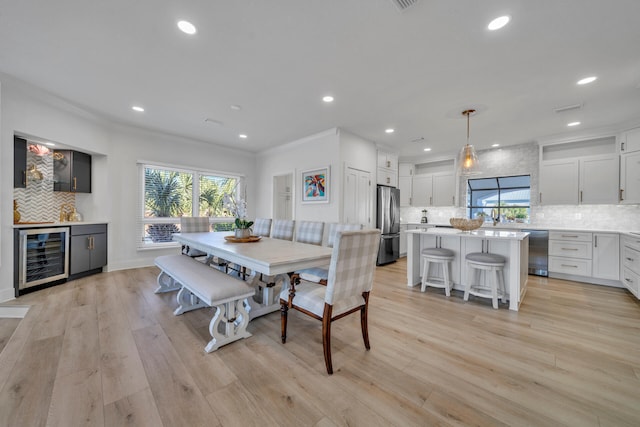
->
[[467, 175, 531, 223], [138, 163, 242, 248]]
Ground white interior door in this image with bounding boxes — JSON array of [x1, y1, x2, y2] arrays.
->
[[273, 173, 293, 220], [344, 166, 371, 227]]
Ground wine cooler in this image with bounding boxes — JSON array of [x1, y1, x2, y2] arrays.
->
[[17, 227, 70, 295]]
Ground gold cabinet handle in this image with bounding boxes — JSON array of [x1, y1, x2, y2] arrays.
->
[[22, 170, 26, 186], [73, 177, 77, 191]]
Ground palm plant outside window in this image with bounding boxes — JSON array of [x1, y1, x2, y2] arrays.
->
[[467, 175, 531, 223], [140, 164, 242, 246]]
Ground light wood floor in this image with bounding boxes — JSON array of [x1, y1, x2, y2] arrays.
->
[[1, 258, 639, 426]]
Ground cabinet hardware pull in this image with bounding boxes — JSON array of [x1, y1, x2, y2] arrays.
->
[[22, 170, 26, 186], [580, 190, 583, 203], [452, 196, 455, 205], [387, 160, 390, 168], [625, 278, 632, 283], [561, 235, 579, 238], [561, 264, 578, 268], [539, 192, 542, 203], [621, 141, 625, 151], [429, 196, 432, 205], [627, 257, 634, 261], [594, 236, 598, 247], [561, 248, 579, 251], [73, 177, 77, 190], [620, 189, 624, 201]]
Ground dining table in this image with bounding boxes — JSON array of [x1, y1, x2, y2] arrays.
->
[[172, 231, 333, 319]]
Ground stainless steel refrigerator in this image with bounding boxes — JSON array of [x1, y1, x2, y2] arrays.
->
[[376, 185, 400, 265]]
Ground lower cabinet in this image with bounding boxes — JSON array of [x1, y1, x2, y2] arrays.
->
[[622, 235, 640, 298], [70, 224, 107, 276], [399, 224, 408, 257]]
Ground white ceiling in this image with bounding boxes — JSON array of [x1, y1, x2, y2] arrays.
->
[[1, 0, 639, 159]]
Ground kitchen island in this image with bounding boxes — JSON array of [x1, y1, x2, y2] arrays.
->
[[407, 228, 529, 311]]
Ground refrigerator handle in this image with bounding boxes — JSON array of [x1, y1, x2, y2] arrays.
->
[[390, 190, 396, 226]]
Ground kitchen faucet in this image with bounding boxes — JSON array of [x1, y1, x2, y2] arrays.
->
[[491, 208, 500, 226]]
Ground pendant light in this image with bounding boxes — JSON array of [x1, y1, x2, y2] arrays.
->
[[457, 109, 480, 175]]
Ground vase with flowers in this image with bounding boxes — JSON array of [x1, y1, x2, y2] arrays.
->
[[223, 183, 254, 238]]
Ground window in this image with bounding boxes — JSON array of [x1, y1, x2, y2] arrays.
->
[[467, 175, 531, 223], [139, 163, 242, 248]]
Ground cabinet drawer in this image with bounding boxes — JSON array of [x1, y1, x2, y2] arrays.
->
[[549, 231, 592, 242], [622, 245, 640, 274], [621, 268, 639, 298], [549, 240, 592, 259], [549, 256, 591, 276], [623, 235, 640, 252], [71, 224, 107, 236]]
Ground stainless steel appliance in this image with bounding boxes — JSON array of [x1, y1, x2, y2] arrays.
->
[[522, 229, 548, 276], [376, 185, 400, 265], [17, 227, 69, 295], [421, 209, 428, 223]]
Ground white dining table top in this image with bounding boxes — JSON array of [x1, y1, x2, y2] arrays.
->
[[173, 232, 333, 276]]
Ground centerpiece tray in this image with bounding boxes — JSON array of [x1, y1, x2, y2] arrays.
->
[[224, 235, 262, 243]]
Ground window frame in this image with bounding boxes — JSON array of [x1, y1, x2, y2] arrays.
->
[[138, 162, 244, 249], [466, 174, 531, 222]]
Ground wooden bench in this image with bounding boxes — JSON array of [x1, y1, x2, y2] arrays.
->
[[154, 254, 256, 352]]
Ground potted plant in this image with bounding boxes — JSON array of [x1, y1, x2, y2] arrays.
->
[[515, 212, 528, 223], [223, 183, 254, 238]]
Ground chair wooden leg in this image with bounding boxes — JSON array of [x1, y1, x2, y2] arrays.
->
[[361, 292, 370, 350], [322, 304, 333, 375], [280, 301, 288, 343]]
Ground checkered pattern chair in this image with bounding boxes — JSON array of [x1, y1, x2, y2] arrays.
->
[[252, 218, 272, 237], [179, 217, 210, 257], [280, 229, 381, 374], [295, 223, 363, 285], [295, 221, 325, 246], [271, 219, 295, 241]]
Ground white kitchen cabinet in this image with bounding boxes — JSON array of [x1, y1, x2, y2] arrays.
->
[[579, 155, 619, 204], [412, 174, 433, 206], [412, 172, 455, 207], [539, 154, 618, 205], [399, 224, 408, 257], [620, 151, 640, 204], [549, 231, 593, 276], [592, 233, 619, 280], [621, 127, 640, 153], [621, 235, 640, 298], [539, 159, 579, 205], [377, 151, 398, 187], [399, 176, 412, 206], [399, 163, 414, 176]]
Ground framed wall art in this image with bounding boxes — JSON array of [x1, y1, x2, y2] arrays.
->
[[301, 166, 329, 203]]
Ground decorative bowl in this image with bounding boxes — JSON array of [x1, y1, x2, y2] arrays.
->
[[450, 217, 484, 231]]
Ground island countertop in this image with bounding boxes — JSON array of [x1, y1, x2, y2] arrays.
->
[[406, 227, 529, 241]]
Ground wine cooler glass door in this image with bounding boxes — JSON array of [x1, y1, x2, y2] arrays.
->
[[19, 227, 70, 291]]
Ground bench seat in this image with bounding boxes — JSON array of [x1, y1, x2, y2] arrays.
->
[[154, 254, 256, 352]]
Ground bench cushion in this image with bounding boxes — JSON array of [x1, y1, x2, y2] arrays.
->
[[155, 255, 254, 306]]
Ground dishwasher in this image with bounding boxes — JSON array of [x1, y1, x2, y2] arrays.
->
[[522, 229, 548, 276]]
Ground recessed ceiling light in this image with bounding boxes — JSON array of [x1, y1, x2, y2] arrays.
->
[[239, 134, 248, 139], [132, 106, 144, 112], [230, 105, 242, 111], [492, 143, 500, 147], [385, 128, 395, 134], [177, 20, 197, 35], [322, 95, 334, 103], [423, 148, 432, 152], [488, 15, 510, 31], [45, 142, 55, 147], [567, 121, 581, 127], [577, 76, 597, 85]]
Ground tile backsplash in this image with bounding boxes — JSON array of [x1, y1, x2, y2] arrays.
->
[[13, 145, 75, 223]]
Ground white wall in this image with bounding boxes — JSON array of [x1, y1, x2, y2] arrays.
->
[[0, 76, 256, 302], [255, 128, 341, 222]]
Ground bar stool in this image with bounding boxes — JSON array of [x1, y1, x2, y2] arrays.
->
[[421, 248, 455, 296], [464, 252, 506, 309]]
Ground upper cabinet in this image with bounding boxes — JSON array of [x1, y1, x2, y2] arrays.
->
[[14, 136, 27, 188], [539, 137, 619, 205], [620, 127, 640, 153], [377, 150, 398, 187], [411, 159, 456, 207], [398, 163, 413, 206], [620, 127, 640, 204], [54, 150, 92, 193]]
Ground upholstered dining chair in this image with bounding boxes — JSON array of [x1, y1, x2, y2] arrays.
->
[[280, 229, 381, 374], [252, 218, 272, 237], [179, 217, 210, 258], [271, 219, 295, 241], [294, 221, 325, 246], [295, 223, 362, 285]]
